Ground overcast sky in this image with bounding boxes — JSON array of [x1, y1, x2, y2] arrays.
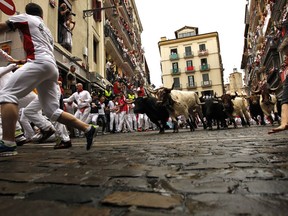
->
[[134, 0, 248, 87]]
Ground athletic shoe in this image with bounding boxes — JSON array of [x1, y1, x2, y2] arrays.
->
[[15, 134, 27, 146], [54, 140, 72, 149], [33, 127, 55, 143], [85, 126, 96, 150], [15, 129, 23, 137], [0, 140, 17, 157]]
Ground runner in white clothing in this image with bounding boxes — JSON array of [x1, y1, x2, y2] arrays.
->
[[63, 83, 92, 137], [0, 3, 96, 156]]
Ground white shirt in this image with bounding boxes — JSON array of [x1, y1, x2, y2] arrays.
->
[[98, 103, 106, 115], [9, 13, 55, 61], [64, 102, 78, 114], [63, 90, 92, 109]]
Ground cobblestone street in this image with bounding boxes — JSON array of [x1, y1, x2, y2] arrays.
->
[[0, 125, 288, 216]]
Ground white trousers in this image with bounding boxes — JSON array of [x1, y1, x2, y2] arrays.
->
[[117, 111, 132, 132], [137, 113, 149, 130], [0, 59, 63, 121], [74, 107, 91, 136], [109, 112, 117, 131]]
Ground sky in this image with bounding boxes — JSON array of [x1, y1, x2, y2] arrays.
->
[[134, 0, 248, 87]]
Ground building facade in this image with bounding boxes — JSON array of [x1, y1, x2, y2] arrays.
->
[[102, 0, 148, 87], [158, 26, 225, 97], [241, 0, 288, 99], [0, 0, 148, 94], [225, 69, 244, 95]]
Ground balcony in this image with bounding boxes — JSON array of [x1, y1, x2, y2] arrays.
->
[[170, 53, 179, 60], [104, 25, 124, 56], [198, 49, 209, 56], [119, 0, 133, 23], [183, 51, 194, 58], [187, 82, 197, 89], [201, 80, 212, 87], [185, 66, 196, 73], [171, 68, 181, 75], [174, 84, 182, 90], [200, 64, 210, 71]]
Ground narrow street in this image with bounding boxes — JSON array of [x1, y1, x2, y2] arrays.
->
[[0, 125, 288, 216]]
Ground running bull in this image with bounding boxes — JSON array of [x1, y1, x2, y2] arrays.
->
[[133, 96, 170, 133], [148, 83, 207, 132]]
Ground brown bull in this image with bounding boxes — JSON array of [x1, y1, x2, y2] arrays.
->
[[221, 93, 251, 128], [251, 83, 280, 125], [148, 83, 207, 132]]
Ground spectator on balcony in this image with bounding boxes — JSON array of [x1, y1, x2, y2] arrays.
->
[[62, 12, 76, 52], [58, 3, 70, 43], [123, 45, 128, 58], [106, 59, 115, 83], [117, 35, 124, 48]]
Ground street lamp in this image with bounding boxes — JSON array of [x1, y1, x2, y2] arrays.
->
[[82, 6, 116, 19]]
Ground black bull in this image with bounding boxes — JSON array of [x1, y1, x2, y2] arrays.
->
[[134, 96, 169, 133], [201, 97, 228, 130]]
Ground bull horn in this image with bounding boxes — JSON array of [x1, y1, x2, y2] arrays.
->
[[251, 87, 261, 94], [269, 83, 281, 92], [145, 86, 157, 94]]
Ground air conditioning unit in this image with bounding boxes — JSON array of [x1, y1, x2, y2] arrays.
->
[[83, 47, 88, 57]]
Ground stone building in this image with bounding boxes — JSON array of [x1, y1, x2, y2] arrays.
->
[[225, 68, 245, 95], [0, 0, 148, 93], [241, 0, 288, 99], [158, 26, 225, 97]]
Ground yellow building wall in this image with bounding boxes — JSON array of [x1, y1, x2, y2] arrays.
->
[[159, 32, 224, 96]]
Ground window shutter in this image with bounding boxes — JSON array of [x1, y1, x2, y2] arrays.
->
[[93, 0, 102, 22]]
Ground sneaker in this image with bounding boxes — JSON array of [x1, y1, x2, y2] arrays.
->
[[0, 140, 17, 157], [15, 134, 27, 146], [33, 127, 55, 143], [85, 126, 96, 150], [54, 140, 72, 149], [15, 129, 23, 137]]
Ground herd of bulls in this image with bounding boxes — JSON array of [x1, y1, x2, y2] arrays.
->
[[133, 83, 281, 133]]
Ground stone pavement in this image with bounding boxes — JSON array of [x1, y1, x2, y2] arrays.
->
[[0, 125, 288, 216]]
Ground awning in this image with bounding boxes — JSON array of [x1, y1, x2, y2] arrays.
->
[[90, 72, 113, 90]]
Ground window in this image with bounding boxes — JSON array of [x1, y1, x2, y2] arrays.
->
[[202, 74, 210, 86], [199, 44, 206, 51], [93, 38, 98, 63], [173, 77, 180, 87], [202, 73, 209, 81], [188, 75, 195, 86], [170, 48, 178, 55], [200, 58, 209, 70], [170, 48, 179, 60], [186, 60, 194, 71], [178, 31, 196, 38], [186, 60, 193, 67], [58, 0, 73, 45], [92, 0, 102, 22], [185, 46, 192, 56], [172, 62, 179, 73], [201, 58, 207, 65]]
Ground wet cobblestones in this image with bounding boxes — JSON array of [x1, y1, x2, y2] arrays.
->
[[0, 125, 287, 215]]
